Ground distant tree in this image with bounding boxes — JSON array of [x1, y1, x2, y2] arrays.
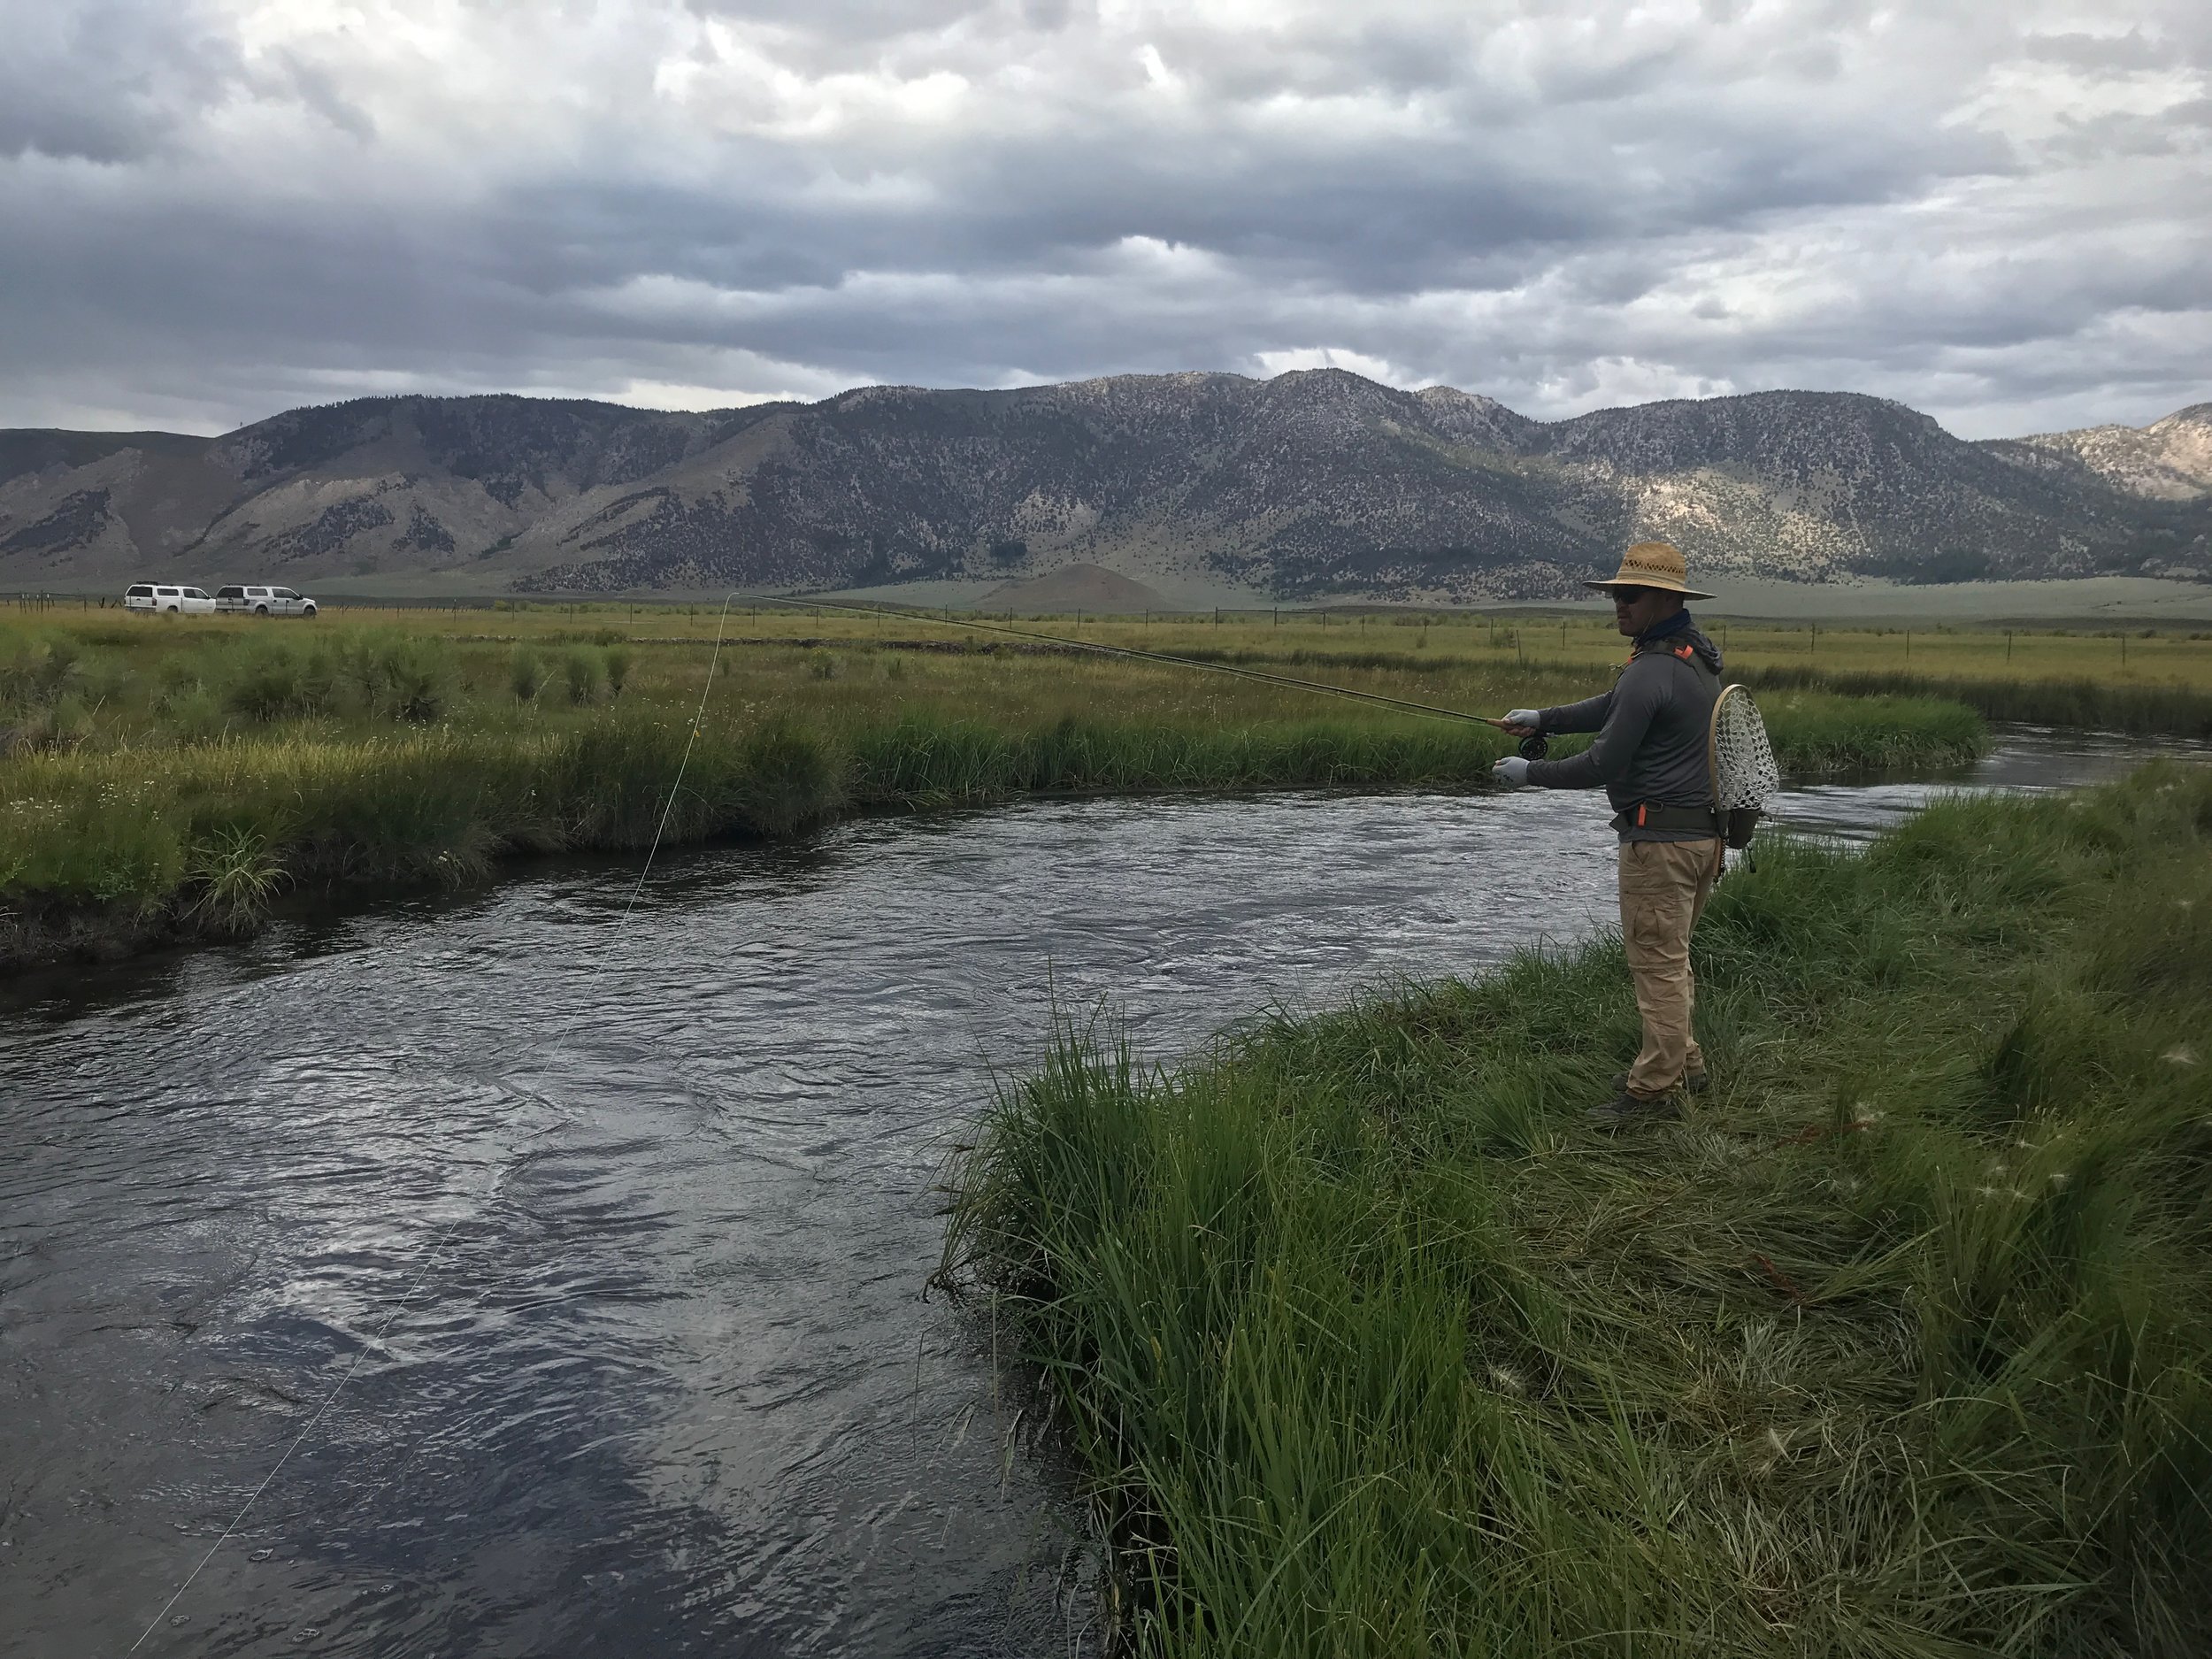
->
[[990, 538, 1028, 565]]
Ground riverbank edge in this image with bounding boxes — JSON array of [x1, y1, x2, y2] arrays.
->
[[1, 699, 1983, 978], [938, 763, 2212, 1656]]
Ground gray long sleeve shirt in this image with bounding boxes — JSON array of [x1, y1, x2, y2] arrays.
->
[[1526, 621, 1724, 841]]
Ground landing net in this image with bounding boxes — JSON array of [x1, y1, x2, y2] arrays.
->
[[1709, 684, 1779, 810]]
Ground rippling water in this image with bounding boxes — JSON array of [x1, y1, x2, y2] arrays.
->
[[2, 726, 2199, 1656]]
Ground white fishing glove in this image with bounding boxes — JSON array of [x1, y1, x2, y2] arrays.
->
[[1492, 756, 1532, 786], [1504, 709, 1541, 732]]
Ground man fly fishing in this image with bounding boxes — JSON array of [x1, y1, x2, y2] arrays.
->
[[1490, 541, 1728, 1127]]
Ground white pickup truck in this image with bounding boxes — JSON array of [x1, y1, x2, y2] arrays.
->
[[123, 583, 217, 614], [214, 584, 319, 618]]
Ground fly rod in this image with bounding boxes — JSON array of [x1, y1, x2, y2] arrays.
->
[[744, 593, 1531, 733]]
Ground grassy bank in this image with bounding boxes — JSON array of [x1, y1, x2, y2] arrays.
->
[[941, 764, 2212, 1657], [0, 612, 1985, 969], [0, 688, 1979, 962]]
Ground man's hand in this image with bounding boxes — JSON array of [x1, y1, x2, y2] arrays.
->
[[1493, 756, 1532, 786], [1502, 709, 1541, 736]]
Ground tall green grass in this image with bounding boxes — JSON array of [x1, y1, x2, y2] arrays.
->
[[941, 763, 2212, 1657], [0, 695, 1982, 929]]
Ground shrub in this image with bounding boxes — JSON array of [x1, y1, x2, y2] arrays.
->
[[1, 695, 96, 755], [603, 646, 632, 698], [511, 647, 543, 702], [331, 632, 449, 722], [0, 632, 88, 712], [223, 642, 300, 721], [151, 657, 204, 712], [221, 640, 336, 722], [163, 687, 230, 746], [562, 648, 601, 704]]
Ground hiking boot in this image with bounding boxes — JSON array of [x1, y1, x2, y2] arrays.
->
[[1586, 1087, 1683, 1129], [1612, 1069, 1709, 1096]]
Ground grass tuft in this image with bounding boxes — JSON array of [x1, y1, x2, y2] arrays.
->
[[186, 825, 288, 933]]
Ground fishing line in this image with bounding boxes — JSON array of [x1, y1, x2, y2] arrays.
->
[[127, 592, 751, 1654]]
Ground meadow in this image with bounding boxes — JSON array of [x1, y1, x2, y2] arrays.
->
[[360, 597, 2212, 737], [1, 600, 1998, 965], [941, 762, 2212, 1657]]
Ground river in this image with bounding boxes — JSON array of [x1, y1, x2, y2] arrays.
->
[[0, 726, 2198, 1657]]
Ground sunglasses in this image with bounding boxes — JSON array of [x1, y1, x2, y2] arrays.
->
[[1609, 586, 1653, 605]]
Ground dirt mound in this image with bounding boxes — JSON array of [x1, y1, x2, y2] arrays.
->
[[979, 562, 1168, 614]]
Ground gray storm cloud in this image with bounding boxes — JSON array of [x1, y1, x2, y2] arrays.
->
[[0, 0, 2205, 437]]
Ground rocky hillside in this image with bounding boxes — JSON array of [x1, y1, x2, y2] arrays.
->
[[2, 375, 2205, 600], [1991, 405, 2212, 501]]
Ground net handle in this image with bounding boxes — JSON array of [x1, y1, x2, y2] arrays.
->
[[1708, 682, 1744, 814]]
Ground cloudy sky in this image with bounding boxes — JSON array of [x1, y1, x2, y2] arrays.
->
[[3, 0, 2207, 440]]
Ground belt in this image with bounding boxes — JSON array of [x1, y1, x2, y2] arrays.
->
[[1610, 802, 1722, 835]]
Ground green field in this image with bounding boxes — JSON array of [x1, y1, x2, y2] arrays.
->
[[941, 764, 2212, 1657], [0, 603, 1990, 967], [348, 596, 2212, 737]]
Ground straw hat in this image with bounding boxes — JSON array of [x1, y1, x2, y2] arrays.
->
[[1585, 540, 1715, 600]]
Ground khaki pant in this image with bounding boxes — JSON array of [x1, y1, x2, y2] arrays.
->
[[1618, 838, 1720, 1098]]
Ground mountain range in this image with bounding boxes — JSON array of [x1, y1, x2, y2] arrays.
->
[[2, 372, 2207, 602]]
